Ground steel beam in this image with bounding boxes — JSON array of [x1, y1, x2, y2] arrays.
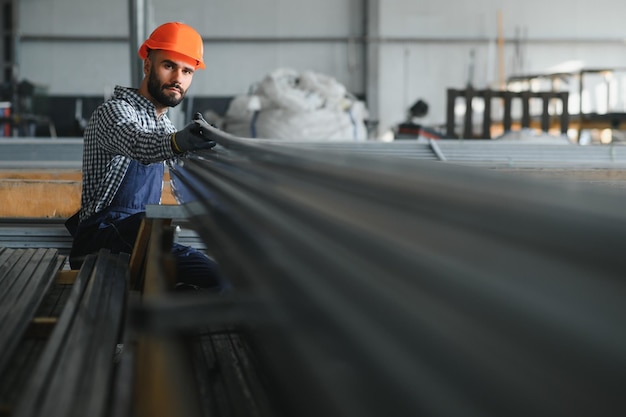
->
[[163, 136, 626, 417]]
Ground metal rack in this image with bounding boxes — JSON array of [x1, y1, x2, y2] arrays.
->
[[446, 88, 569, 139], [507, 67, 626, 140]]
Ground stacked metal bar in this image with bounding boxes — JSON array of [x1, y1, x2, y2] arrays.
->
[[0, 248, 64, 376], [12, 249, 129, 417], [167, 136, 626, 417]]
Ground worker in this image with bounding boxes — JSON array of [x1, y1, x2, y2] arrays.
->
[[67, 21, 227, 292]]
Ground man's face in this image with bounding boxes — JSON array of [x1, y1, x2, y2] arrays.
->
[[146, 50, 196, 108]]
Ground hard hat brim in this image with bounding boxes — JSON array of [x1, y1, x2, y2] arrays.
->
[[138, 42, 205, 70]]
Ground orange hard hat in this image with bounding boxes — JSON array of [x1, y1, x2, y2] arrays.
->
[[138, 22, 205, 70]]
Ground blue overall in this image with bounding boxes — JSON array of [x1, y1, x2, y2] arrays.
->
[[69, 160, 224, 291]]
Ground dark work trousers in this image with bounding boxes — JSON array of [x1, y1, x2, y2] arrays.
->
[[69, 212, 225, 291], [69, 160, 228, 292]]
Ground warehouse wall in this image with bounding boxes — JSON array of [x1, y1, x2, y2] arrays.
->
[[13, 0, 626, 137], [374, 0, 626, 137], [18, 0, 365, 95]]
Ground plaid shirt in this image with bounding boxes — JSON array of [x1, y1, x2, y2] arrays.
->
[[79, 85, 178, 222]]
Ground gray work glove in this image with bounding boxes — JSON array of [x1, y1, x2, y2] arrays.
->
[[171, 112, 218, 154]]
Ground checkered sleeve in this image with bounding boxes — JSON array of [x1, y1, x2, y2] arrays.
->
[[78, 90, 179, 222], [94, 99, 177, 163]]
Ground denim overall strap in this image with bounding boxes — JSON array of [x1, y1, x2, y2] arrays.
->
[[70, 159, 226, 291], [69, 160, 164, 267], [104, 159, 164, 221]]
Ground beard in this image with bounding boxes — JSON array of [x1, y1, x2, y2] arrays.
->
[[147, 69, 186, 107]]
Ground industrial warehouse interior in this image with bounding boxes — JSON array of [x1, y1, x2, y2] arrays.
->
[[1, 1, 626, 417]]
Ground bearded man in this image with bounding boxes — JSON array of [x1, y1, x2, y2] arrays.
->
[[68, 22, 226, 292]]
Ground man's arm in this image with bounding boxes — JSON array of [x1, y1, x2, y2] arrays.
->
[[91, 100, 177, 164]]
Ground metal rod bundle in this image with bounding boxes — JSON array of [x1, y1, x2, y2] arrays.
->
[[168, 136, 626, 417]]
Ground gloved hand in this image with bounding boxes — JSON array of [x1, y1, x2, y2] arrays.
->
[[171, 112, 218, 154]]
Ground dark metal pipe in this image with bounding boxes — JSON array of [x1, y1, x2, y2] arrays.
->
[[166, 138, 626, 417]]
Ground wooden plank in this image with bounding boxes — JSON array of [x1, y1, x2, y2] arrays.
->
[[142, 219, 176, 295], [129, 218, 152, 290], [26, 317, 58, 339], [0, 170, 176, 218], [133, 219, 202, 417], [55, 270, 78, 285], [0, 180, 80, 218], [134, 335, 203, 417]]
